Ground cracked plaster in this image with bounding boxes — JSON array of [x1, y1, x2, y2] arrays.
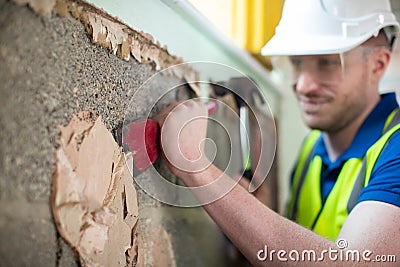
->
[[52, 112, 139, 266]]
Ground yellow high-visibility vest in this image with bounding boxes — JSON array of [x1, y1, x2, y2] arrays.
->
[[287, 109, 400, 241]]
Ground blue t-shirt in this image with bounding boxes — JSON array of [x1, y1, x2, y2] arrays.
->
[[313, 93, 400, 207]]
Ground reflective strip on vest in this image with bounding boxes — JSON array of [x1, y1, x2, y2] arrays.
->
[[287, 130, 320, 220], [288, 109, 400, 241]]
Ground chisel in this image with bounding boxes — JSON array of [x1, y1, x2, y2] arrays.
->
[[115, 100, 218, 173]]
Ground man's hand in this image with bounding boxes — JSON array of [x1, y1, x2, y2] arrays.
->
[[154, 100, 211, 177]]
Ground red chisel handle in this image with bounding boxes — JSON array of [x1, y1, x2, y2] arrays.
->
[[120, 99, 218, 173]]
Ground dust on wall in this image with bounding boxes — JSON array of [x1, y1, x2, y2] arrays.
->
[[0, 0, 232, 266]]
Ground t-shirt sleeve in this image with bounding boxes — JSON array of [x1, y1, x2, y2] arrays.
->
[[357, 130, 400, 207]]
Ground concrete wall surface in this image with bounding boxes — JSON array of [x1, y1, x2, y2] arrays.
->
[[0, 0, 248, 266]]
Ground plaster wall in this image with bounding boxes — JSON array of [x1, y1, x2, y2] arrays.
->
[[0, 1, 235, 266]]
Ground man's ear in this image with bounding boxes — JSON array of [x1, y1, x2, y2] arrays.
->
[[371, 48, 391, 83]]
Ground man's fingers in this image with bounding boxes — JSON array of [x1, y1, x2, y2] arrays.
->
[[154, 100, 207, 126]]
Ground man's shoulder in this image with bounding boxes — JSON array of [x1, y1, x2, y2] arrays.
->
[[374, 123, 400, 165], [358, 129, 400, 207]]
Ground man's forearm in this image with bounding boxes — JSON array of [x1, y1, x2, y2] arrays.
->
[[179, 164, 336, 266]]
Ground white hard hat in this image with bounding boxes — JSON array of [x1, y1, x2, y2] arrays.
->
[[261, 0, 400, 56]]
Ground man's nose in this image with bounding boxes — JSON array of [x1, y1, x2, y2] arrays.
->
[[294, 71, 320, 94]]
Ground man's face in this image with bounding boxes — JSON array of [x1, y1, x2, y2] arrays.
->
[[289, 47, 375, 132]]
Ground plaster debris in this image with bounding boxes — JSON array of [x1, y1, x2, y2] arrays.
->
[[52, 112, 139, 267], [79, 9, 188, 73], [86, 12, 127, 56]]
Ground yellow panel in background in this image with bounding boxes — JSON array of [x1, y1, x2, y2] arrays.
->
[[189, 0, 283, 68], [232, 0, 283, 54]]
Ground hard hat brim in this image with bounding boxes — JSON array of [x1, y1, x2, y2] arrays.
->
[[261, 34, 368, 56]]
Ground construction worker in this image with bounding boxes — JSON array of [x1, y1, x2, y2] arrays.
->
[[155, 0, 400, 265]]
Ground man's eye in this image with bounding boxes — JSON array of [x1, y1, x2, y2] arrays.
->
[[318, 58, 340, 67], [290, 59, 302, 68]]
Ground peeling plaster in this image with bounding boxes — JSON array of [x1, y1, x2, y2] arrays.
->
[[13, 0, 199, 81], [52, 112, 139, 266]]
